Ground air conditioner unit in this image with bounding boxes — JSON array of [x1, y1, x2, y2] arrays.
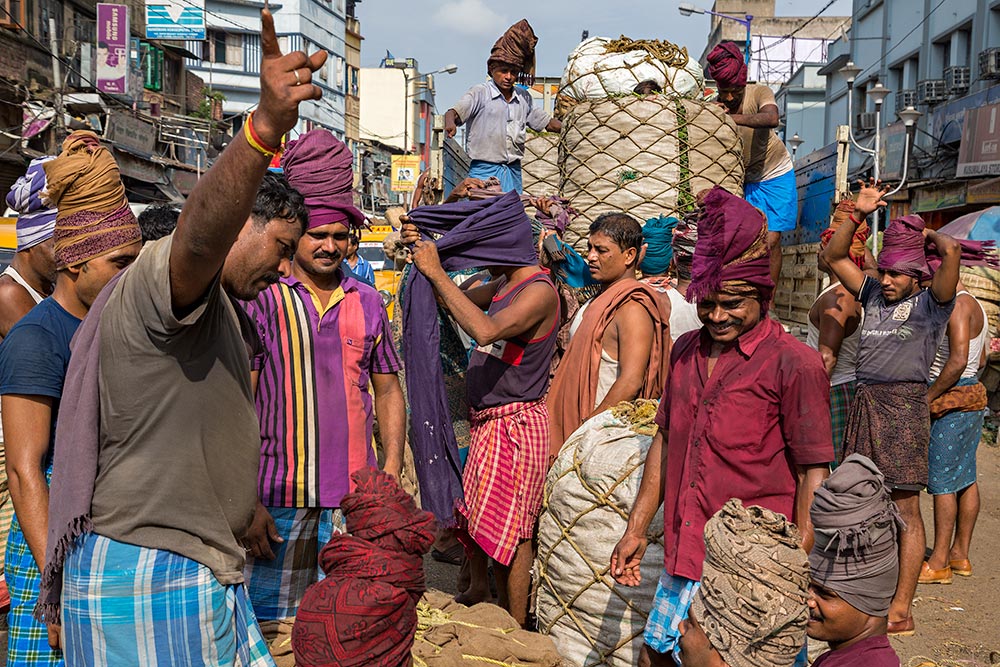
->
[[944, 66, 970, 95], [856, 112, 877, 131], [980, 47, 1000, 79], [916, 79, 948, 105], [896, 89, 917, 113]]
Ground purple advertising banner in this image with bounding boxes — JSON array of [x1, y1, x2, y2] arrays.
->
[[96, 4, 130, 95]]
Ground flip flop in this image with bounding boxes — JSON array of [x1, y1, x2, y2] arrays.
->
[[431, 542, 464, 566]]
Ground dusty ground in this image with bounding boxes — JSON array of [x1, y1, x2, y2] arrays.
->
[[425, 426, 1000, 667]]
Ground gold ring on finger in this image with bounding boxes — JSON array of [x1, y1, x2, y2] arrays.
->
[[293, 69, 302, 86]]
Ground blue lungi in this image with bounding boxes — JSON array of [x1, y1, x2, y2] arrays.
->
[[7, 512, 64, 666], [744, 168, 797, 232], [61, 533, 274, 667], [243, 507, 342, 621], [928, 378, 985, 495], [468, 159, 523, 194]]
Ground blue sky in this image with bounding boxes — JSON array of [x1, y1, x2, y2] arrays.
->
[[356, 0, 853, 110]]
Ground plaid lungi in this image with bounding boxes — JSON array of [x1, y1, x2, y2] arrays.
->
[[829, 380, 857, 467], [843, 381, 930, 490], [0, 440, 12, 577], [644, 572, 700, 659], [7, 513, 63, 665], [62, 533, 274, 667], [458, 400, 549, 566], [243, 507, 343, 622]]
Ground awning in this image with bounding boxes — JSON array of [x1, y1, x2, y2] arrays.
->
[[159, 43, 201, 61], [817, 54, 850, 77]]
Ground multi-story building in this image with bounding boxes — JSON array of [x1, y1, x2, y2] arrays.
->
[[774, 63, 827, 157], [344, 0, 361, 151], [817, 0, 1000, 226], [359, 58, 437, 168], [184, 0, 348, 137]]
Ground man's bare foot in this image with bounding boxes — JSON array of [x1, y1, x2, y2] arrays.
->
[[454, 588, 492, 605]]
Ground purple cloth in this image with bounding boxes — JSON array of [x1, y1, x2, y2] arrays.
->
[[707, 42, 747, 88], [6, 156, 57, 251], [36, 270, 126, 623], [688, 186, 773, 306], [281, 129, 365, 229], [402, 191, 537, 523], [880, 214, 999, 280]]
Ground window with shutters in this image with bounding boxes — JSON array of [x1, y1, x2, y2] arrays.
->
[[0, 0, 25, 29]]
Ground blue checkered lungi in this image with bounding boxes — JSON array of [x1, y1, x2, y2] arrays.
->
[[243, 507, 343, 622], [644, 572, 700, 659], [61, 533, 274, 667], [6, 511, 64, 666]]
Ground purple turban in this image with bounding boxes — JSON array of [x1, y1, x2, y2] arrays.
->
[[688, 186, 773, 308], [6, 156, 57, 251], [280, 129, 366, 230], [707, 42, 748, 88], [879, 214, 998, 280]]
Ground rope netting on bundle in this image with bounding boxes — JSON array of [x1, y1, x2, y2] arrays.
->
[[555, 36, 704, 120], [560, 96, 744, 252], [535, 400, 664, 667], [522, 132, 561, 198]]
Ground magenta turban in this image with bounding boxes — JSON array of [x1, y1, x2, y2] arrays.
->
[[879, 214, 998, 280], [280, 129, 366, 230], [688, 186, 773, 308], [707, 42, 748, 88]]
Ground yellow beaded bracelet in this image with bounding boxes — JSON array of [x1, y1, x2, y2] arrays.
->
[[243, 112, 279, 158]]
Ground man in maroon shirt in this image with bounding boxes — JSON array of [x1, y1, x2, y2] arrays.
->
[[611, 187, 832, 666]]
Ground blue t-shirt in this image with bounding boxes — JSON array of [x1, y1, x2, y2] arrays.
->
[[856, 276, 954, 385], [0, 298, 83, 455]]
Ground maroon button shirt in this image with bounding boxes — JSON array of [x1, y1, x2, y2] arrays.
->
[[654, 316, 833, 581]]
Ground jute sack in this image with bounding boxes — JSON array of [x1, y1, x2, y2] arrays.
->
[[560, 96, 744, 252], [523, 133, 561, 198], [535, 400, 664, 667]]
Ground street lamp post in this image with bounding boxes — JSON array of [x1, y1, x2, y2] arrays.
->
[[884, 106, 923, 198], [788, 133, 804, 160], [393, 61, 458, 154], [679, 2, 753, 65]]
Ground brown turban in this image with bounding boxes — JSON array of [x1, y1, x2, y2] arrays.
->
[[690, 499, 809, 667], [43, 130, 140, 269], [820, 199, 870, 269], [488, 19, 538, 85]]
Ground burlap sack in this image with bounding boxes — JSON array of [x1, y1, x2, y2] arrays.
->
[[560, 96, 744, 251], [535, 401, 664, 667], [523, 133, 561, 198]]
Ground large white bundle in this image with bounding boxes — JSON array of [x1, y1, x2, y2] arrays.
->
[[559, 36, 704, 104], [535, 401, 664, 667], [522, 133, 561, 197], [561, 96, 744, 251]]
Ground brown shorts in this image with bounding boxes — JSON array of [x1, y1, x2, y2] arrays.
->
[[842, 381, 930, 491]]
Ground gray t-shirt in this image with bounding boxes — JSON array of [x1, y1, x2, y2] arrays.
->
[[856, 276, 954, 385], [89, 235, 261, 585], [451, 80, 551, 164]]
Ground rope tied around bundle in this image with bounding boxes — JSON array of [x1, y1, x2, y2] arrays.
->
[[603, 36, 690, 70]]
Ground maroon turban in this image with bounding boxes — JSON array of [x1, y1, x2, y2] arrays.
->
[[688, 186, 773, 308], [292, 469, 436, 667], [820, 199, 870, 269], [280, 129, 366, 230], [707, 42, 748, 88], [879, 214, 999, 280], [488, 19, 538, 85]]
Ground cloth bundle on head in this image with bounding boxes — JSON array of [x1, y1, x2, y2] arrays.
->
[[879, 214, 999, 280], [672, 212, 698, 280], [691, 499, 809, 667], [489, 19, 538, 85], [42, 131, 140, 269], [281, 129, 365, 229], [706, 42, 748, 88], [809, 454, 903, 618], [292, 468, 436, 667], [640, 214, 679, 275], [820, 199, 869, 269], [688, 186, 774, 308], [7, 156, 58, 251], [402, 191, 537, 524], [533, 196, 576, 235]]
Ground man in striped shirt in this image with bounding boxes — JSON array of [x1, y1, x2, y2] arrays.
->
[[242, 130, 405, 623]]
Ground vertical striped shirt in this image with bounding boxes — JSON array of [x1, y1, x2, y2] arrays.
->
[[245, 271, 401, 508]]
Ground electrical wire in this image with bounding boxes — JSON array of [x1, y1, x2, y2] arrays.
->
[[856, 0, 948, 80], [766, 0, 839, 49]]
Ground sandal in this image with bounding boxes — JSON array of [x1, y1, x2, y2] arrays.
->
[[431, 542, 464, 565]]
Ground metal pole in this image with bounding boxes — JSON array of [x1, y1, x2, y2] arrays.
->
[[872, 103, 881, 258], [744, 15, 753, 65], [49, 18, 65, 142], [402, 71, 409, 154]]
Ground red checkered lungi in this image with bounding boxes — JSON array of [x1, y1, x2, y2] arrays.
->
[[457, 400, 549, 566]]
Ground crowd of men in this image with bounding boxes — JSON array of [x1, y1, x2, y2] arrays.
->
[[0, 11, 992, 667]]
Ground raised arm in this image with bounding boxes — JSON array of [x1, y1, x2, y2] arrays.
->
[[926, 228, 961, 304], [169, 9, 326, 312], [823, 181, 888, 297]]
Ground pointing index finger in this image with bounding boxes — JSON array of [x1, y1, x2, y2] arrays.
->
[[261, 8, 281, 59]]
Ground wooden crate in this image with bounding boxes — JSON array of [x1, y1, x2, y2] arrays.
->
[[773, 243, 823, 329]]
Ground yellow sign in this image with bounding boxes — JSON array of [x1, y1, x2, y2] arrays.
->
[[391, 155, 421, 192]]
